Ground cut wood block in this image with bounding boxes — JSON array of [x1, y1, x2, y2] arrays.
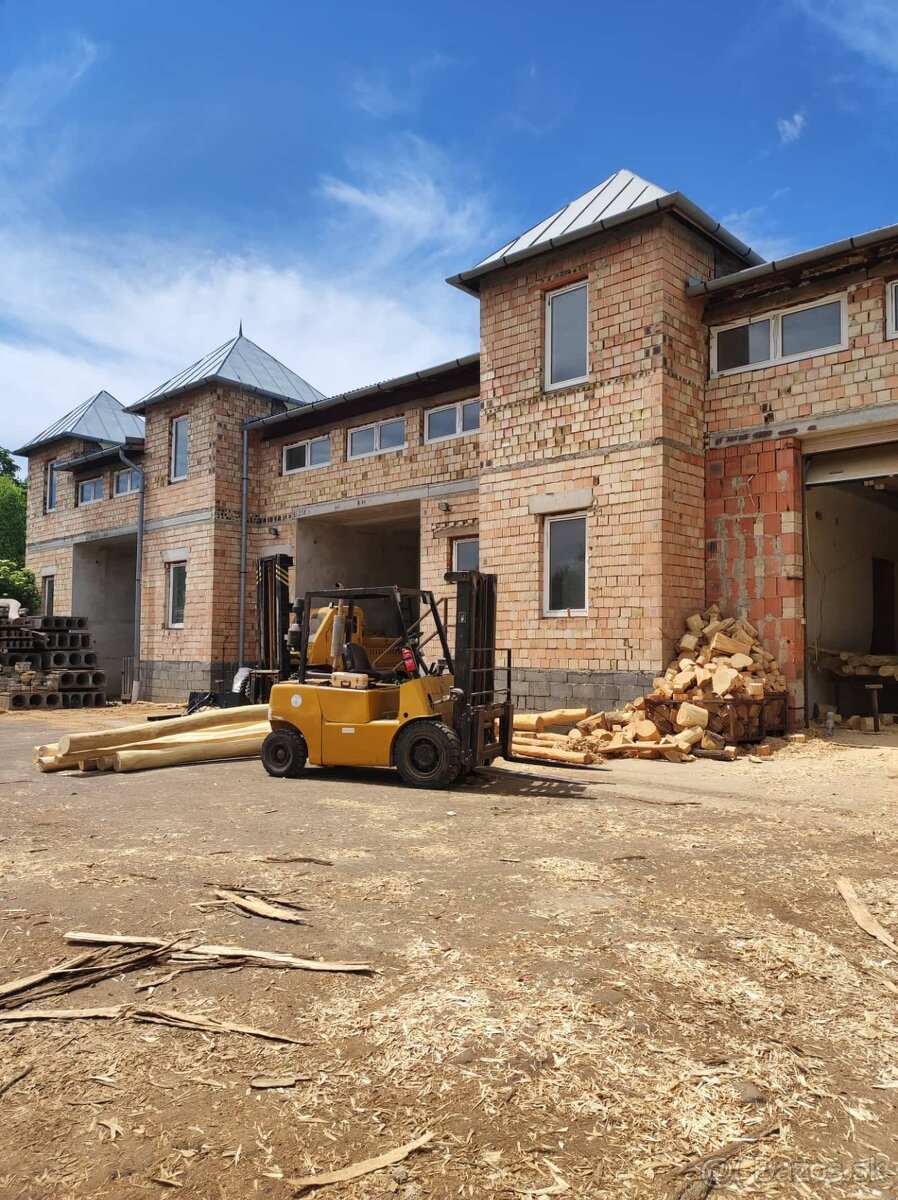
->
[[676, 702, 708, 729], [672, 669, 696, 691], [703, 618, 734, 638], [576, 712, 608, 733], [692, 745, 737, 762], [711, 665, 739, 697], [701, 730, 726, 750], [729, 652, 754, 671], [709, 631, 753, 657], [676, 724, 705, 748], [513, 714, 546, 733], [633, 719, 660, 743], [678, 657, 697, 670], [678, 633, 700, 654], [734, 618, 759, 641], [685, 612, 706, 634]]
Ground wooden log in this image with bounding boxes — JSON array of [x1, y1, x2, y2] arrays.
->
[[111, 733, 267, 773], [511, 741, 594, 765], [537, 707, 592, 728], [675, 725, 705, 748], [676, 702, 708, 729], [711, 665, 739, 696], [701, 730, 726, 750], [709, 631, 753, 657], [512, 714, 546, 734], [633, 719, 660, 743], [58, 705, 270, 757], [729, 652, 754, 671], [576, 711, 608, 732], [693, 746, 738, 762]]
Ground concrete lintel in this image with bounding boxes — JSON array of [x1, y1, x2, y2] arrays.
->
[[145, 508, 214, 533], [528, 487, 593, 516], [26, 522, 139, 553], [708, 402, 898, 451], [296, 477, 477, 520], [39, 565, 58, 577], [161, 547, 188, 563], [433, 521, 479, 539]]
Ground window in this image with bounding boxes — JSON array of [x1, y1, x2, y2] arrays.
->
[[347, 416, 406, 459], [452, 537, 480, 572], [887, 281, 898, 339], [45, 460, 59, 512], [114, 467, 142, 495], [78, 477, 104, 505], [546, 282, 588, 389], [42, 575, 55, 617], [170, 415, 189, 481], [711, 295, 846, 376], [283, 436, 330, 474], [544, 513, 587, 616], [425, 399, 481, 442], [167, 562, 187, 628]]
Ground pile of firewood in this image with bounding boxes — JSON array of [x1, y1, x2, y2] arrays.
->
[[813, 649, 898, 679]]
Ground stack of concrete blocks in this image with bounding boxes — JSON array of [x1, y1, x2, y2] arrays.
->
[[0, 613, 107, 710]]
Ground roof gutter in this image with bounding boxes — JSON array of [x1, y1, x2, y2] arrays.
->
[[245, 353, 481, 436], [685, 220, 898, 299], [446, 194, 764, 295]]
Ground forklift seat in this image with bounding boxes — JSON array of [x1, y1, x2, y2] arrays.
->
[[342, 642, 394, 683]]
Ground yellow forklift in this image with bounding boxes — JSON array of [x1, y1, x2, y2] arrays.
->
[[261, 571, 513, 788]]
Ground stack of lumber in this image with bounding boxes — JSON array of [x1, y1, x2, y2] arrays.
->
[[0, 614, 107, 708], [34, 705, 269, 774], [814, 649, 898, 679]]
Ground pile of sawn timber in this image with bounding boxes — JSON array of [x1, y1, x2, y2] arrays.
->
[[513, 605, 789, 765], [35, 705, 269, 774]]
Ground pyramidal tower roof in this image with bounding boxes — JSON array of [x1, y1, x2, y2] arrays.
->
[[128, 333, 325, 413], [16, 390, 144, 456], [447, 168, 764, 294]]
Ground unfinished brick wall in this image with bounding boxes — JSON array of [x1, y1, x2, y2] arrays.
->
[[478, 213, 717, 709], [706, 438, 804, 723]]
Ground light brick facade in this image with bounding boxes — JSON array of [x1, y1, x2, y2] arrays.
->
[[21, 182, 898, 722]]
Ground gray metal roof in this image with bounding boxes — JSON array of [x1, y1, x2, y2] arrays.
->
[[128, 333, 325, 413], [685, 218, 898, 299], [447, 168, 765, 294], [16, 391, 145, 456]]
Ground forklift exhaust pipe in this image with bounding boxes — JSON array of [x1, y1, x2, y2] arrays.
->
[[330, 606, 346, 669]]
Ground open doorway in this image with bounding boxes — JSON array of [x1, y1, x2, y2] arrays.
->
[[72, 534, 137, 697], [805, 442, 898, 718]]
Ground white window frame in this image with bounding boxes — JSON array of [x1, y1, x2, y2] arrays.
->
[[452, 536, 480, 572], [425, 399, 481, 443], [41, 572, 56, 617], [78, 477, 104, 505], [543, 511, 588, 618], [45, 459, 59, 512], [170, 415, 189, 482], [886, 280, 898, 339], [114, 466, 142, 495], [710, 292, 848, 378], [167, 561, 187, 629], [282, 435, 331, 475], [545, 281, 589, 392], [347, 416, 407, 460]]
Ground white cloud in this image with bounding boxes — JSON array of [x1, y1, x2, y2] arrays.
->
[[776, 111, 806, 145], [350, 72, 409, 118], [795, 0, 898, 71], [722, 202, 800, 262], [0, 136, 493, 458]]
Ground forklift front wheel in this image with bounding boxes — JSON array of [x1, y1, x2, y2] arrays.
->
[[261, 729, 308, 779], [393, 720, 462, 789]]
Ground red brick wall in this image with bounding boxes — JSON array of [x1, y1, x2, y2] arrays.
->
[[706, 437, 805, 723]]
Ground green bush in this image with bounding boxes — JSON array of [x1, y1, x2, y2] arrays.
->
[[0, 559, 40, 612]]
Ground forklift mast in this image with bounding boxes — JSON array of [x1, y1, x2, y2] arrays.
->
[[256, 554, 293, 680], [446, 570, 513, 771]]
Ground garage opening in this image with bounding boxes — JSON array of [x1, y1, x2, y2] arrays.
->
[[295, 500, 421, 649], [805, 442, 898, 719], [71, 534, 137, 697]]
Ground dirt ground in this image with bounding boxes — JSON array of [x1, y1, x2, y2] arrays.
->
[[1, 707, 897, 1199]]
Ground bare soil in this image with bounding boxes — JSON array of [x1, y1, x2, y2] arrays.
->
[[0, 707, 897, 1198]]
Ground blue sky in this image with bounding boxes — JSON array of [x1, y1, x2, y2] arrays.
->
[[2, 0, 898, 455]]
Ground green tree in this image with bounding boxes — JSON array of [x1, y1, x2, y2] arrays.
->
[[0, 447, 21, 481], [0, 560, 40, 611], [0, 476, 26, 563]]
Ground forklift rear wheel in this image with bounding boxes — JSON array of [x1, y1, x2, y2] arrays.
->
[[393, 721, 462, 789], [261, 729, 307, 778]]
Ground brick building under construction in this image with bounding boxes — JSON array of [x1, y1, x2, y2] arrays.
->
[[18, 169, 898, 725]]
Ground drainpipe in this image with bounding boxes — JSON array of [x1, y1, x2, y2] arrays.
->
[[238, 421, 250, 668], [118, 447, 144, 702]]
